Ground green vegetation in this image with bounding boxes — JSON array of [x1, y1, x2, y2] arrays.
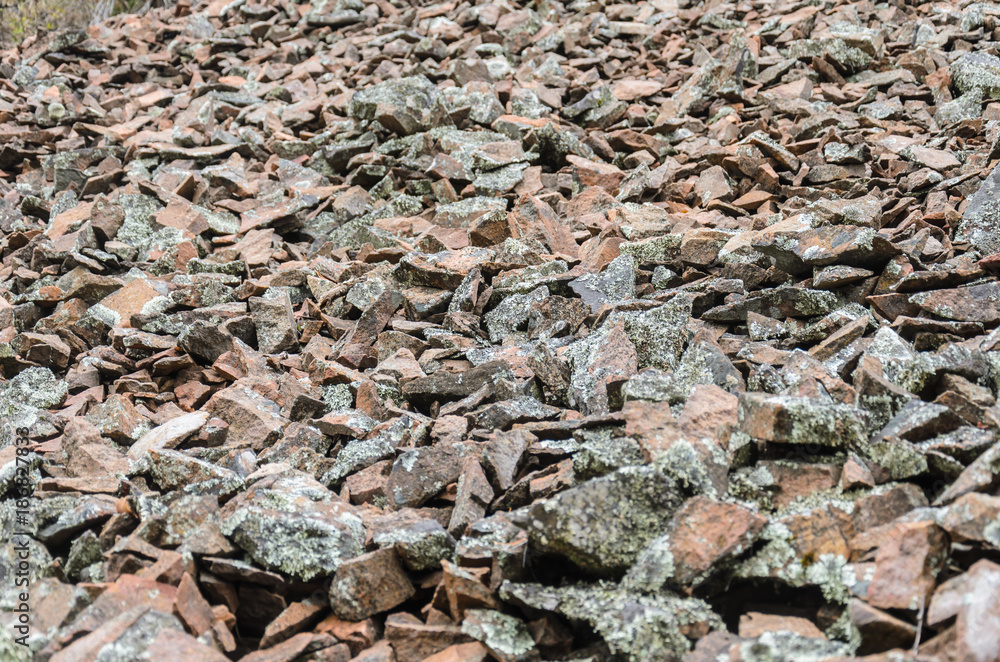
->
[[0, 0, 166, 47]]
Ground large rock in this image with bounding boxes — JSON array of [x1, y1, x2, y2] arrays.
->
[[349, 75, 450, 135], [501, 581, 722, 662], [526, 465, 684, 574], [958, 163, 1000, 255], [219, 473, 365, 580]]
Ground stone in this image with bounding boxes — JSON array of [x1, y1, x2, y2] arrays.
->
[[387, 443, 477, 508], [927, 560, 1000, 662], [625, 496, 766, 590], [350, 75, 449, 135], [250, 291, 299, 354], [738, 613, 826, 640], [329, 548, 416, 620], [128, 411, 209, 461], [219, 473, 364, 580], [527, 466, 683, 574], [866, 521, 948, 611], [204, 384, 286, 450], [737, 393, 868, 447], [501, 581, 722, 662]]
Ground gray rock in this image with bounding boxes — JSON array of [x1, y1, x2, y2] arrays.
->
[[219, 473, 365, 580], [564, 317, 638, 415], [349, 75, 450, 135], [484, 285, 549, 342], [569, 255, 637, 312], [527, 465, 684, 574], [501, 580, 723, 662], [1, 366, 67, 409], [250, 290, 299, 354], [958, 162, 1000, 255], [373, 519, 456, 571], [622, 297, 692, 371], [403, 360, 515, 406], [387, 442, 478, 508], [461, 609, 535, 659], [952, 52, 1000, 99]]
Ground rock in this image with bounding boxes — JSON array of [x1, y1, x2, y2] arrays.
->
[[350, 76, 449, 135], [958, 163, 1000, 255], [205, 384, 286, 450], [373, 519, 456, 571], [563, 317, 638, 415], [850, 599, 916, 653], [402, 361, 514, 407], [250, 291, 299, 354], [501, 581, 722, 662], [219, 473, 364, 580], [460, 610, 535, 662], [737, 393, 868, 447], [866, 521, 948, 611], [387, 443, 477, 508], [938, 492, 1000, 544], [625, 496, 766, 590], [927, 560, 1000, 662], [568, 254, 637, 312], [951, 52, 1000, 98], [329, 548, 415, 620], [128, 411, 210, 461], [526, 466, 684, 574], [738, 613, 826, 640], [483, 286, 548, 342]]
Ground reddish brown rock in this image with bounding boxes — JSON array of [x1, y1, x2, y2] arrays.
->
[[866, 522, 948, 611], [328, 548, 415, 621]]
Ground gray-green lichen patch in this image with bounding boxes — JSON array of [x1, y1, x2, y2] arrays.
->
[[325, 218, 398, 250], [737, 630, 852, 662], [620, 234, 683, 264], [1, 366, 68, 410], [738, 393, 868, 448], [219, 472, 364, 580], [652, 437, 729, 498], [622, 535, 676, 592], [958, 161, 1000, 255], [621, 296, 693, 371], [952, 51, 1000, 99], [563, 317, 638, 415], [622, 368, 675, 403], [572, 429, 645, 480], [491, 260, 568, 292], [484, 285, 549, 343], [348, 75, 451, 135], [373, 519, 455, 571], [115, 193, 167, 255], [787, 38, 872, 72], [568, 254, 637, 312], [461, 609, 535, 658], [864, 441, 928, 480], [500, 580, 723, 662], [321, 435, 395, 487], [731, 518, 852, 604], [526, 465, 683, 574], [322, 383, 354, 413]]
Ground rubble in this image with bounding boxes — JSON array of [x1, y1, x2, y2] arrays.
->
[[3, 0, 1000, 659]]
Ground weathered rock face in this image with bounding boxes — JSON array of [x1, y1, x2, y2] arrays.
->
[[349, 75, 451, 136], [527, 466, 684, 574], [219, 473, 365, 581], [958, 162, 1000, 255], [7, 0, 1000, 658]]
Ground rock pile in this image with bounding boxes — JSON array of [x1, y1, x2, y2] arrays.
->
[[2, 0, 1000, 660]]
